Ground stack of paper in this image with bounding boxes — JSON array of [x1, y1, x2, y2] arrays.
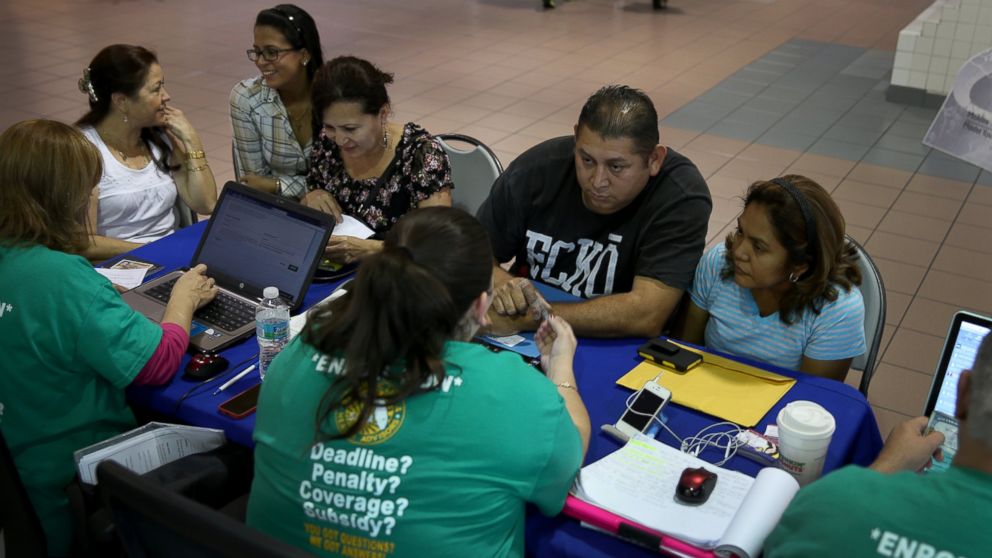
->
[[574, 435, 798, 558], [74, 422, 226, 485]]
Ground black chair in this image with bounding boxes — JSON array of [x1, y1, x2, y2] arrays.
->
[[435, 133, 504, 216], [96, 460, 311, 558], [0, 430, 48, 558], [847, 235, 886, 396]]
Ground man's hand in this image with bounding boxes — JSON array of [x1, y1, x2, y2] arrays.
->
[[870, 416, 945, 474], [484, 310, 536, 337], [492, 277, 551, 318]]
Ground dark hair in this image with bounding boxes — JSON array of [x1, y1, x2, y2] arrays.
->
[[723, 174, 861, 325], [255, 4, 324, 81], [577, 85, 659, 158], [311, 56, 394, 122], [302, 207, 493, 440], [0, 120, 102, 253], [75, 44, 176, 174]]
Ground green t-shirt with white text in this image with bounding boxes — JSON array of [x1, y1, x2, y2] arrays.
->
[[247, 338, 582, 558], [0, 244, 161, 556], [765, 465, 992, 557]]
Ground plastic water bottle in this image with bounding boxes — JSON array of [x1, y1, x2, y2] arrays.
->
[[256, 286, 290, 381]]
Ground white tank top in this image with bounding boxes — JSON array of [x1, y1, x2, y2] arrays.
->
[[80, 125, 177, 244]]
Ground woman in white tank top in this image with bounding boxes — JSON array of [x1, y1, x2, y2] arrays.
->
[[77, 44, 218, 260]]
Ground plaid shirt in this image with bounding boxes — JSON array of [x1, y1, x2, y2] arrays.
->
[[229, 76, 310, 199]]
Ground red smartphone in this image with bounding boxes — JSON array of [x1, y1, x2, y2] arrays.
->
[[218, 384, 260, 419]]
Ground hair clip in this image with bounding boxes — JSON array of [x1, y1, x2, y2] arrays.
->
[[78, 68, 98, 103]]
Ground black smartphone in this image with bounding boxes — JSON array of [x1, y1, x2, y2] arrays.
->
[[217, 384, 260, 419], [638, 339, 702, 372]]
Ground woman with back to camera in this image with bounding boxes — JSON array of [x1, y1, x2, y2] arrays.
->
[[0, 120, 217, 556], [77, 44, 218, 261], [231, 4, 324, 199], [303, 56, 454, 264], [246, 207, 589, 557], [680, 174, 866, 380]]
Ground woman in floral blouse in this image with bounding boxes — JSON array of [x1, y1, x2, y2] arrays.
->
[[303, 56, 453, 263]]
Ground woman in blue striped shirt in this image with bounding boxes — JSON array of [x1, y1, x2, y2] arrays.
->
[[681, 175, 865, 380]]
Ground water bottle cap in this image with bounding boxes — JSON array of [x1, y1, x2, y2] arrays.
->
[[263, 286, 279, 299]]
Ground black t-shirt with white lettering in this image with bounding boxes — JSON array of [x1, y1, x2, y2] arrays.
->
[[477, 136, 711, 298]]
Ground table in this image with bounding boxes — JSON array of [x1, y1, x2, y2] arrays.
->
[[123, 221, 884, 557], [125, 221, 349, 447]]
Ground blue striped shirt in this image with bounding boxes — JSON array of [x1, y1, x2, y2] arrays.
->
[[690, 244, 866, 371]]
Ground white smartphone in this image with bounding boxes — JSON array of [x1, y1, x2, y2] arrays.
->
[[614, 380, 672, 439]]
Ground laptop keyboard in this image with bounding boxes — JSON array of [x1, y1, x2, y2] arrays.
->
[[145, 277, 256, 332]]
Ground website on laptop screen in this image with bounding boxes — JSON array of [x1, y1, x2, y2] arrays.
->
[[934, 321, 991, 416], [196, 189, 326, 298]]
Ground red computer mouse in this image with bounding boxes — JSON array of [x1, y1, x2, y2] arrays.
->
[[676, 466, 718, 505], [183, 352, 229, 381]]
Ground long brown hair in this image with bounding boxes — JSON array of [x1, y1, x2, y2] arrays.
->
[[0, 120, 102, 253], [723, 174, 861, 324], [76, 44, 177, 174], [302, 207, 493, 439]]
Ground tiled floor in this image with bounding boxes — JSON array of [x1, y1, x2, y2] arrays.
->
[[2, 0, 989, 437]]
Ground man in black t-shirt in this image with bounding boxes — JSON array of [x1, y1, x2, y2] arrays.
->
[[476, 85, 711, 337]]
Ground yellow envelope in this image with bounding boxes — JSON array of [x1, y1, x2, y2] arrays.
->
[[616, 343, 795, 427]]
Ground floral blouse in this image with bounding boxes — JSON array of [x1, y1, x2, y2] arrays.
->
[[306, 122, 453, 234]]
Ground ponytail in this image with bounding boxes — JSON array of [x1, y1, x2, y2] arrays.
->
[[301, 207, 493, 440]]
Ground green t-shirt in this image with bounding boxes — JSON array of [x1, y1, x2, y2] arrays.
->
[[247, 338, 583, 558], [0, 244, 161, 556], [765, 465, 992, 557]]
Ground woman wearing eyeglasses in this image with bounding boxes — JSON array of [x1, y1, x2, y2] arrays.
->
[[230, 4, 324, 200]]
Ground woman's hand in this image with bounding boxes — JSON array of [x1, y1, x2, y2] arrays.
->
[[324, 236, 382, 264], [535, 315, 577, 381], [171, 264, 217, 311], [161, 106, 198, 147], [302, 189, 343, 223]]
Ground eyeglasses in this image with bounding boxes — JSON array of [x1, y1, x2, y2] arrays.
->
[[246, 47, 299, 62]]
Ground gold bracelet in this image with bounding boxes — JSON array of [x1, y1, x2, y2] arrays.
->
[[556, 381, 577, 392], [185, 149, 206, 160], [187, 162, 210, 172]]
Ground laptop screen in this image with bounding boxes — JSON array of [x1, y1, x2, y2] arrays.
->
[[925, 312, 992, 416], [194, 184, 330, 304]]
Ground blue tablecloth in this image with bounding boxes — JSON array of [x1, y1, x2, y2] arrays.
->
[[123, 221, 883, 557]]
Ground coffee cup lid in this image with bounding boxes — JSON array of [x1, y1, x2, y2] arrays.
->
[[777, 401, 836, 439]]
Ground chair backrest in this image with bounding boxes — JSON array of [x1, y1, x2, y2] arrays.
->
[[847, 235, 886, 395], [96, 461, 312, 558], [435, 133, 503, 216], [0, 430, 48, 558], [174, 197, 199, 229]]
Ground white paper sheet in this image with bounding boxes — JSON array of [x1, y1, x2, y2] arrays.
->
[[574, 434, 799, 556], [95, 267, 148, 290], [333, 215, 375, 239]]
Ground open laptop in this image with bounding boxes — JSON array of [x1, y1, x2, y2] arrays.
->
[[922, 310, 992, 472], [123, 182, 334, 353]]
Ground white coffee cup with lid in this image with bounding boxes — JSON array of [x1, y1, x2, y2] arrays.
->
[[776, 401, 836, 486]]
